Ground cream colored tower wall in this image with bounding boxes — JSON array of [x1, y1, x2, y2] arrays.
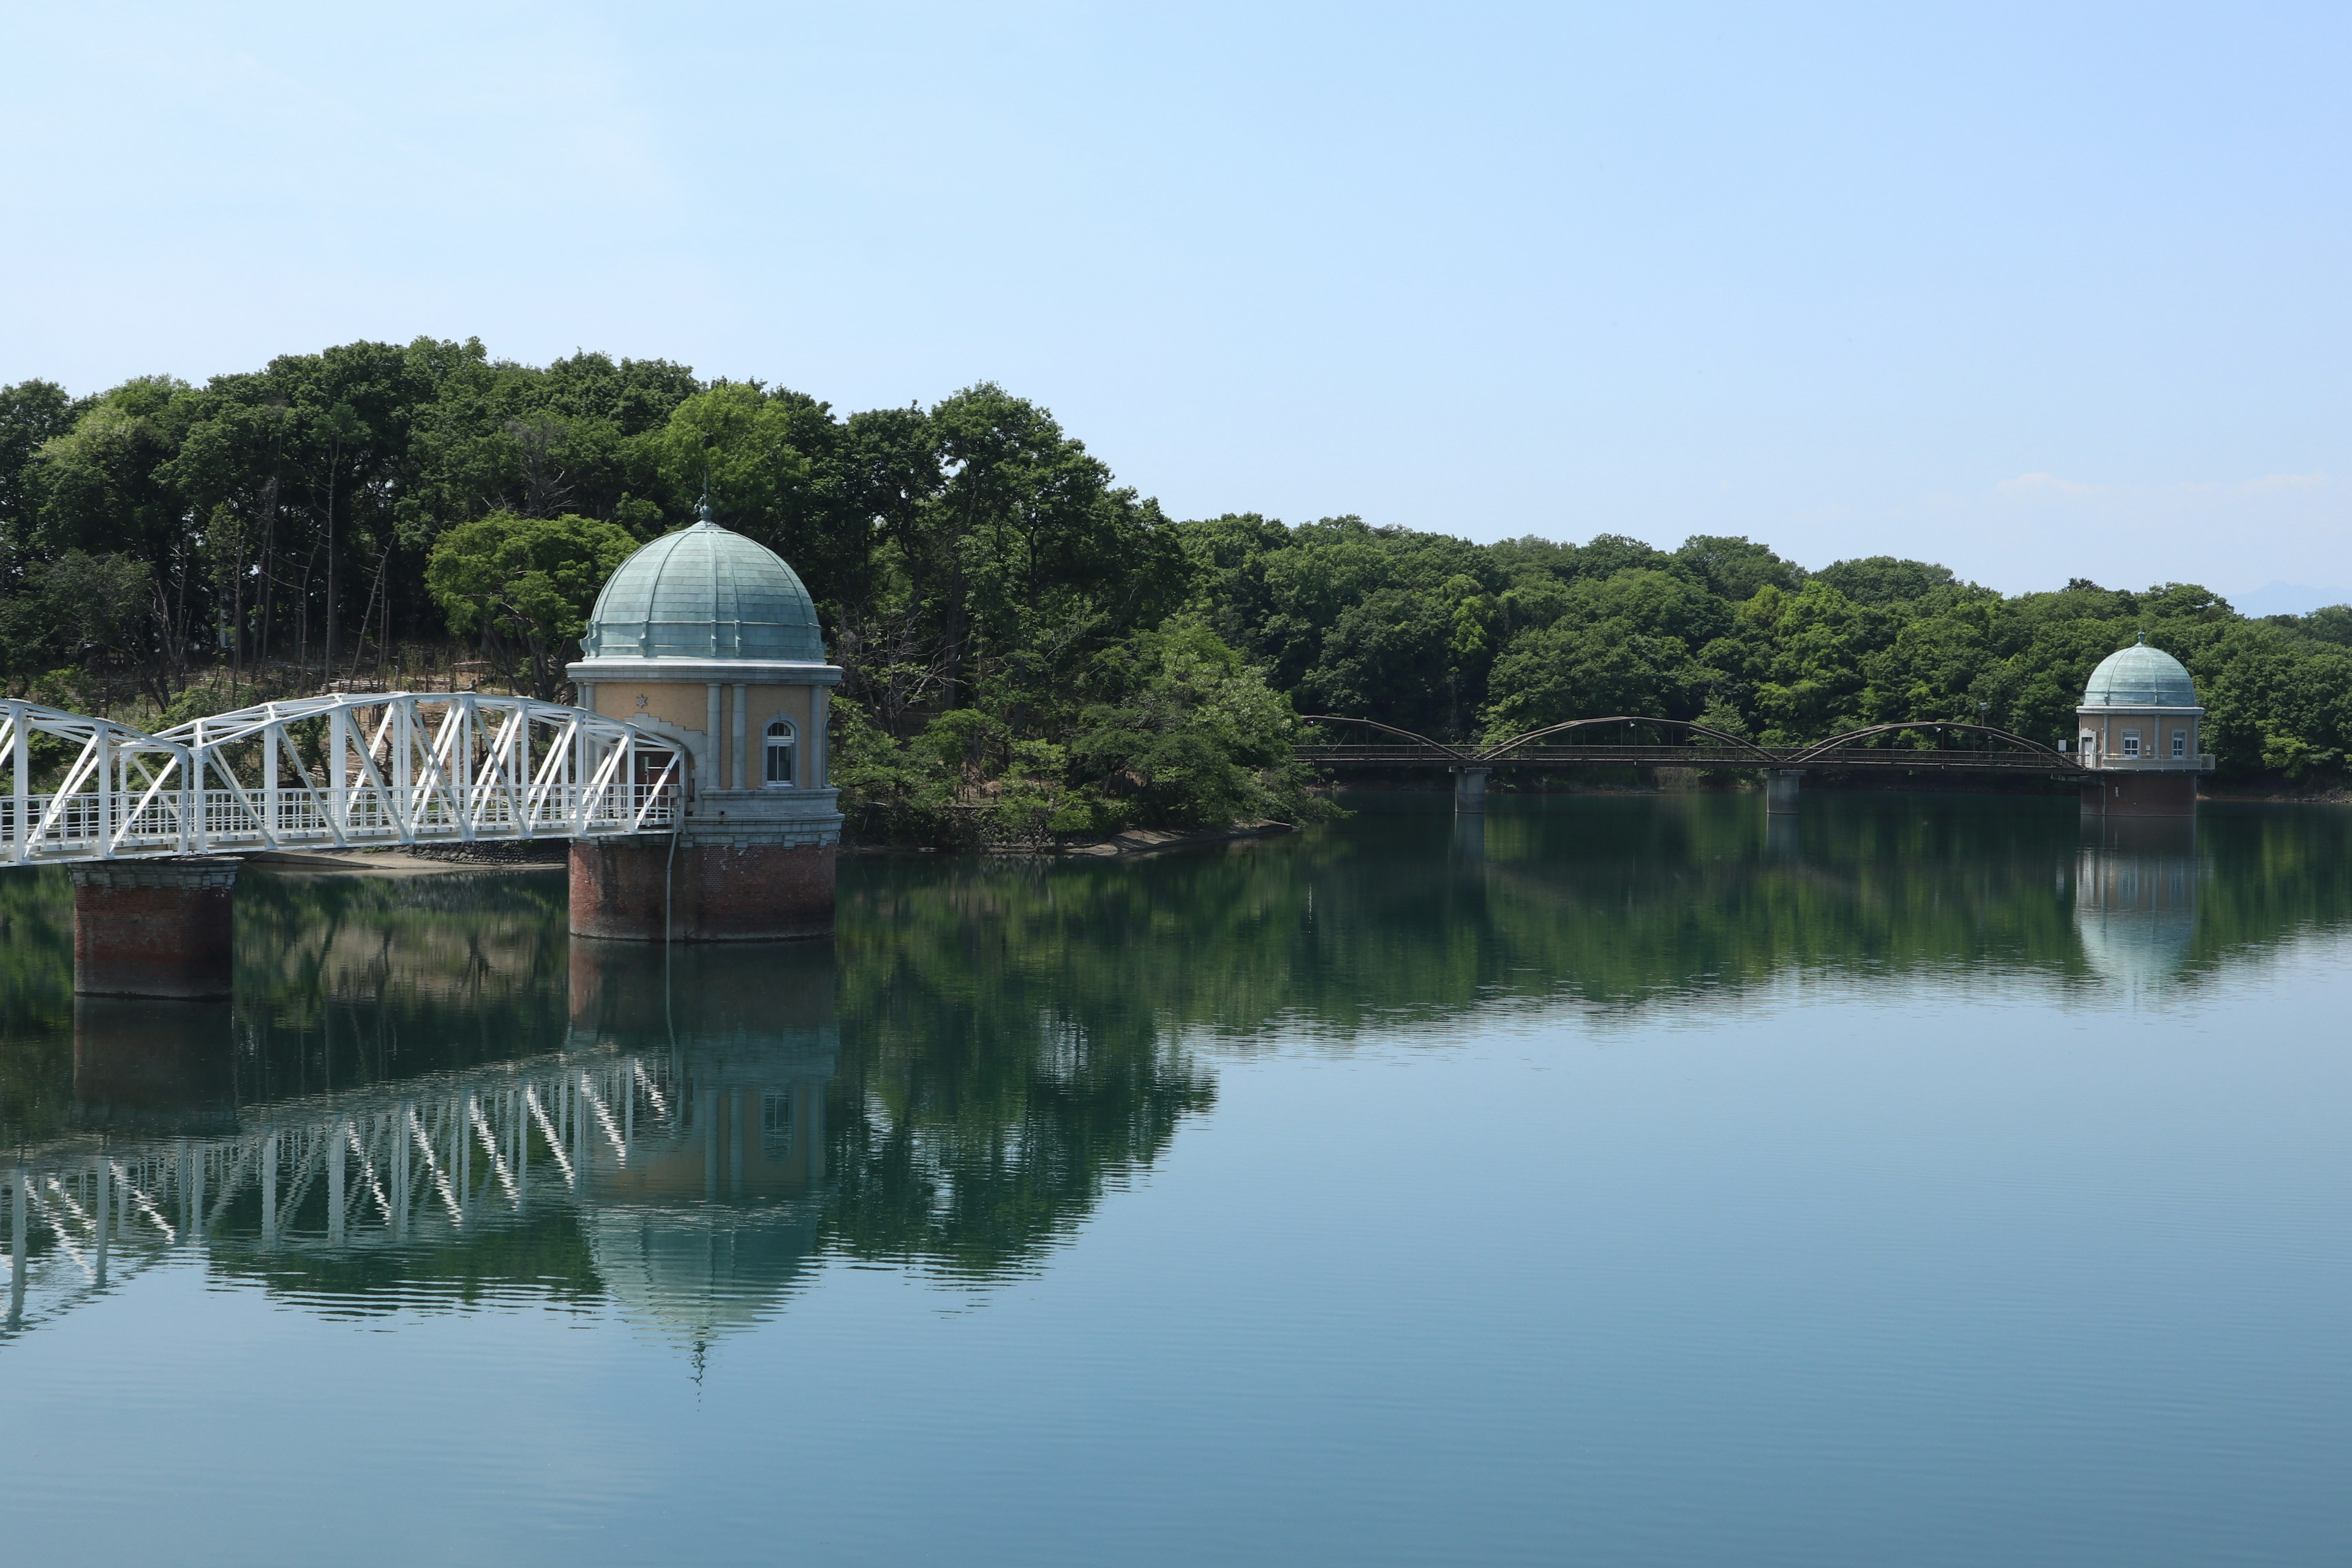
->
[[2077, 710, 2201, 765], [584, 679, 823, 791]]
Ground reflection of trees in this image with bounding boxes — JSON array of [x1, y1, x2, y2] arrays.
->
[[1033, 794, 2352, 1027], [0, 870, 73, 1147], [13, 795, 2352, 1321], [831, 865, 1217, 1277], [232, 870, 572, 1100], [208, 1215, 604, 1317]]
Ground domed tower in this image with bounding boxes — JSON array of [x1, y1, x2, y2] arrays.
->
[[565, 499, 843, 939], [2076, 635, 2210, 818]]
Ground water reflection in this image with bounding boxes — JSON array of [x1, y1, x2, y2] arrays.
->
[[7, 793, 2352, 1344], [2073, 819, 2201, 995], [73, 998, 240, 1136], [4, 941, 840, 1343], [570, 941, 835, 1342]]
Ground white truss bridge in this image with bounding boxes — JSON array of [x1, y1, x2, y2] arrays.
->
[[0, 693, 684, 864]]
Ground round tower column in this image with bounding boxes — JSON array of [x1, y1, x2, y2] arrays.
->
[[565, 497, 845, 942], [2076, 635, 2206, 820]]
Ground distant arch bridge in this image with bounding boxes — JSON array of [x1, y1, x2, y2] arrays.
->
[[1297, 714, 2086, 802], [0, 693, 682, 865]]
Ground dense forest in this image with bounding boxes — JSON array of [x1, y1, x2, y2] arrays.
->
[[5, 337, 2351, 842]]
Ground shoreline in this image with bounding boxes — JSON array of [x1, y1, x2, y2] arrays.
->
[[842, 819, 1297, 859], [241, 820, 1300, 878]]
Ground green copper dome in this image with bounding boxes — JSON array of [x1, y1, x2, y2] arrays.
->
[[581, 508, 825, 663], [2082, 636, 2199, 708]]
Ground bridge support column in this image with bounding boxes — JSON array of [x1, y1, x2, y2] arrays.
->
[[1765, 770, 1803, 815], [1453, 767, 1490, 813], [570, 792, 842, 941], [2081, 771, 2197, 818], [68, 859, 239, 1000]]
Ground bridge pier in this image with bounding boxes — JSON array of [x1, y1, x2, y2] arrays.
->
[[1765, 770, 1803, 815], [68, 860, 239, 1000], [1453, 767, 1490, 813]]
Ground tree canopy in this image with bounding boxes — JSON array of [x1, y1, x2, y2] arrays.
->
[[6, 339, 2352, 841]]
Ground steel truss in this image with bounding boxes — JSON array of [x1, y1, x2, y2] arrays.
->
[[0, 693, 683, 864], [1, 1050, 693, 1335]]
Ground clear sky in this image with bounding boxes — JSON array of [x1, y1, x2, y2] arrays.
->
[[4, 2, 2346, 603]]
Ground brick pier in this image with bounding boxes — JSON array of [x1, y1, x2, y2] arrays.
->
[[68, 860, 240, 999]]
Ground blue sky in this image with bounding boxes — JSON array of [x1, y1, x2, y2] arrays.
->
[[4, 2, 2346, 603]]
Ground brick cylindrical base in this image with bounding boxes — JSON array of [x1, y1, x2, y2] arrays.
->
[[569, 838, 836, 941], [2081, 771, 2198, 818], [69, 860, 240, 999]]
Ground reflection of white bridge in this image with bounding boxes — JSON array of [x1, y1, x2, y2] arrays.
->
[[2, 1040, 830, 1338], [0, 694, 682, 864]]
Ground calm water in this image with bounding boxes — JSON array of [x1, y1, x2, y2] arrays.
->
[[3, 791, 2350, 1566]]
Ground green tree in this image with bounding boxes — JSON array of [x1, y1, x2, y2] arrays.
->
[[0, 550, 157, 709], [1071, 616, 1322, 830], [424, 512, 636, 698]]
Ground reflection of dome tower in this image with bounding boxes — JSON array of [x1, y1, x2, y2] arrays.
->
[[2077, 636, 2209, 818], [566, 497, 843, 940], [2073, 820, 2198, 993], [587, 1207, 824, 1343], [568, 938, 838, 1343]]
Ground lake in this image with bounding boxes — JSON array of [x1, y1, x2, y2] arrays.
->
[[3, 790, 2350, 1566]]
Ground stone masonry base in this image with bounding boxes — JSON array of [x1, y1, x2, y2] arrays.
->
[[569, 837, 837, 941]]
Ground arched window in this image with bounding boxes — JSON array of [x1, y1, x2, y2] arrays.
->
[[763, 718, 796, 785]]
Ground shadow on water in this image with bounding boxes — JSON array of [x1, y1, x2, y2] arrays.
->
[[6, 790, 2352, 1341]]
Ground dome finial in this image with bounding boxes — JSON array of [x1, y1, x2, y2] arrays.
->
[[696, 469, 715, 529], [2136, 630, 2146, 645]]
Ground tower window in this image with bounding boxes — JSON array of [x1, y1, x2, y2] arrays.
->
[[2171, 729, 2187, 758], [764, 718, 796, 785], [2120, 729, 2141, 758]]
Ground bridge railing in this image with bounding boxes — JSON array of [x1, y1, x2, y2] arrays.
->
[[1, 781, 684, 859]]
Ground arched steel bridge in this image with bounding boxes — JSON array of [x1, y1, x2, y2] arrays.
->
[[1296, 714, 2087, 775], [0, 693, 683, 864]]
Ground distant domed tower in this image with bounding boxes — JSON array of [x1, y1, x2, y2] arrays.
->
[[565, 497, 843, 939], [2076, 635, 2209, 818]]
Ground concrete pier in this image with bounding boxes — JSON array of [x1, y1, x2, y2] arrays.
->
[[1765, 770, 1803, 815], [1453, 767, 1490, 813], [68, 860, 239, 999]]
